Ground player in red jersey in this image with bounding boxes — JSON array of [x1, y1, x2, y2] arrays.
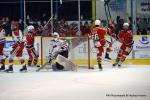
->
[[0, 20, 6, 71], [112, 23, 134, 67], [5, 21, 26, 72], [90, 20, 113, 70], [25, 25, 40, 68]]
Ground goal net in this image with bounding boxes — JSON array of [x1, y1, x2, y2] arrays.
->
[[40, 37, 92, 69]]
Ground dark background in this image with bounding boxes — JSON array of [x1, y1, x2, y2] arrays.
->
[[0, 0, 92, 21]]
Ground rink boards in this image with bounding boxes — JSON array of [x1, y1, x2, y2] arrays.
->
[[4, 35, 150, 65]]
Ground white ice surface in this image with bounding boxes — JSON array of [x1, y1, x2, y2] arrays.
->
[[0, 65, 150, 100]]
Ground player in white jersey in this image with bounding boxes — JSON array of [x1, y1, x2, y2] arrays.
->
[[48, 32, 69, 71], [5, 21, 26, 73], [0, 20, 6, 71]]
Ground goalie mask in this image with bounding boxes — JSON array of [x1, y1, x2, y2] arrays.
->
[[53, 32, 60, 40]]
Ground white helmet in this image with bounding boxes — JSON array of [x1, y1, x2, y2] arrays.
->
[[53, 32, 59, 37], [27, 25, 34, 32], [123, 23, 129, 29], [95, 20, 101, 25]]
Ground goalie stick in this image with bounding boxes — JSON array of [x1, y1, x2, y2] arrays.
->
[[37, 47, 54, 71], [36, 46, 59, 72]]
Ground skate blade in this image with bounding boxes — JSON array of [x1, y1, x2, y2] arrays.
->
[[5, 71, 13, 73], [104, 58, 111, 62], [112, 65, 117, 67], [20, 70, 27, 73], [118, 65, 122, 68], [0, 70, 6, 72], [89, 67, 95, 69]]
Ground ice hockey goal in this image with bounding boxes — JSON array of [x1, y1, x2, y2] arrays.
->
[[40, 36, 92, 69]]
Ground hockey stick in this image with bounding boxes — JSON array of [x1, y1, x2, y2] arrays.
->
[[43, 16, 53, 29], [24, 16, 53, 36], [36, 47, 58, 72], [36, 47, 54, 72], [36, 59, 53, 72]]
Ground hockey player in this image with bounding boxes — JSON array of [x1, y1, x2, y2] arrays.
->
[[0, 20, 6, 71], [5, 21, 26, 72], [105, 23, 116, 60], [48, 32, 69, 71], [105, 40, 112, 61], [90, 20, 113, 70], [25, 25, 40, 67], [112, 22, 134, 67]]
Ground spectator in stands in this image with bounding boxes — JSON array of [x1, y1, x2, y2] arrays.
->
[[80, 22, 85, 36], [19, 19, 24, 32], [115, 16, 122, 35], [83, 21, 90, 36], [148, 17, 150, 34], [139, 18, 148, 35], [41, 13, 48, 21], [41, 24, 51, 36], [2, 17, 11, 36]]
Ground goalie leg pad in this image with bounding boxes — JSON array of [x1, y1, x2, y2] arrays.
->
[[56, 54, 77, 71]]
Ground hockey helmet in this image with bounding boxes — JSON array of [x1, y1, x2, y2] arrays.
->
[[53, 32, 59, 37], [123, 22, 129, 30], [27, 25, 35, 32], [95, 20, 101, 26]]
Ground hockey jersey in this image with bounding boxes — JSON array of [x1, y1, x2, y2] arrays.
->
[[117, 30, 133, 46], [25, 32, 35, 48], [12, 30, 23, 42], [91, 27, 106, 46], [49, 38, 69, 55]]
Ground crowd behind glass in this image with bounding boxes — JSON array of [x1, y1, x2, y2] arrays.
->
[[1, 14, 150, 37]]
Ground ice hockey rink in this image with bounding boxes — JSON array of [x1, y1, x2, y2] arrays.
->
[[0, 65, 150, 100]]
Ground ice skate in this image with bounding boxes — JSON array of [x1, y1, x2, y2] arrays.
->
[[105, 53, 111, 61], [5, 65, 13, 73], [118, 61, 123, 68], [98, 63, 103, 71], [0, 64, 5, 71], [20, 64, 27, 72], [112, 62, 118, 67], [52, 64, 59, 71], [118, 64, 121, 67], [36, 65, 40, 68]]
